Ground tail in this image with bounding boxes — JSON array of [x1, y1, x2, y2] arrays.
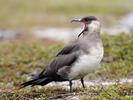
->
[[20, 77, 52, 88]]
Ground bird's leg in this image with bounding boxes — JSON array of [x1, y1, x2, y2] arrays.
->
[[69, 80, 73, 93], [81, 78, 85, 88]]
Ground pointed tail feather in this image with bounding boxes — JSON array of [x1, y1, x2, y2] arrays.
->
[[20, 79, 37, 88], [20, 77, 51, 88]]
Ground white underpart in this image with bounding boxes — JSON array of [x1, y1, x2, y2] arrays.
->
[[69, 46, 104, 80]]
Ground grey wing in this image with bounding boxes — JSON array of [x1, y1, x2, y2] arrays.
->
[[40, 51, 80, 81], [52, 52, 78, 70], [39, 41, 80, 80], [56, 41, 79, 56]]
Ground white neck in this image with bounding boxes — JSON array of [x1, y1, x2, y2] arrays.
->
[[83, 21, 101, 36], [89, 21, 101, 33]]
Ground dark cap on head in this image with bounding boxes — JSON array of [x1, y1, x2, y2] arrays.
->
[[71, 16, 97, 24], [81, 16, 97, 22]]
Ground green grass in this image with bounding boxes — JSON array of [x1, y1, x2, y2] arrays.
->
[[0, 0, 133, 29], [0, 33, 133, 99]]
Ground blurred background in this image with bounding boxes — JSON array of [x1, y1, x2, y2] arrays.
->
[[0, 0, 133, 41], [0, 0, 133, 99]]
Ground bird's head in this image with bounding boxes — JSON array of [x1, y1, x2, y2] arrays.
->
[[71, 16, 101, 37]]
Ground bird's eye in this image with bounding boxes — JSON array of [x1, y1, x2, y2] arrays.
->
[[84, 18, 89, 22]]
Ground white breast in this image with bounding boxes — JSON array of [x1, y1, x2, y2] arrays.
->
[[68, 46, 104, 80]]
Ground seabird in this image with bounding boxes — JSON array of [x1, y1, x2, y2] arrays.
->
[[20, 16, 104, 92]]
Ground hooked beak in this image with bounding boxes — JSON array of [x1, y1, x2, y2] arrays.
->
[[71, 18, 82, 23]]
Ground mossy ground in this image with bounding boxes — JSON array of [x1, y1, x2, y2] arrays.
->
[[0, 34, 133, 99]]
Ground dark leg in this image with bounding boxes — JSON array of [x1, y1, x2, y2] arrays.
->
[[69, 80, 72, 93], [81, 78, 85, 88]]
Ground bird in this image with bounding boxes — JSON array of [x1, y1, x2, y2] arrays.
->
[[20, 16, 104, 93]]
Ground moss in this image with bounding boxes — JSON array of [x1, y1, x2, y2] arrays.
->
[[0, 34, 133, 99]]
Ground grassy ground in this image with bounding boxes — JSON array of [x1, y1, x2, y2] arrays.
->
[[0, 33, 133, 99], [0, 0, 133, 29]]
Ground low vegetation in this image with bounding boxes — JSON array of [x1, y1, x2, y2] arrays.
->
[[0, 33, 133, 99]]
